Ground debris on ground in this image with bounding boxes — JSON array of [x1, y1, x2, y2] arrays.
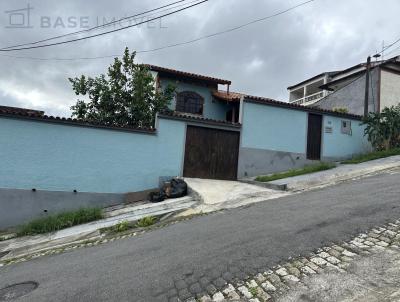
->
[[149, 177, 187, 203]]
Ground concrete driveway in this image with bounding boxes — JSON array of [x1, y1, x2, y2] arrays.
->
[[184, 178, 289, 212]]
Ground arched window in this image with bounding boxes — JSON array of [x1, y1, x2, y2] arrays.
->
[[176, 91, 204, 115]]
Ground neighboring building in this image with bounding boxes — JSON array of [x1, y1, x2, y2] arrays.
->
[[0, 66, 371, 228], [288, 71, 337, 106], [287, 56, 400, 115], [148, 65, 240, 123]]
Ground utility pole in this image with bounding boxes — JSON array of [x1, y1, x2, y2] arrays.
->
[[364, 56, 371, 117]]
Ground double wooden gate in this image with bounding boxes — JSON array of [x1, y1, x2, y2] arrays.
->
[[183, 126, 240, 180]]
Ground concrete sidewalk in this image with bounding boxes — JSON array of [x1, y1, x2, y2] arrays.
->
[[0, 196, 197, 262], [268, 155, 400, 191]]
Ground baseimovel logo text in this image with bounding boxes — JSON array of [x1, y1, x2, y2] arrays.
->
[[4, 3, 167, 29]]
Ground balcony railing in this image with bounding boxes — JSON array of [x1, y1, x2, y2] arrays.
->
[[291, 91, 325, 106]]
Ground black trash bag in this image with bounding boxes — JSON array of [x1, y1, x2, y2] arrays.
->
[[169, 178, 187, 199], [149, 178, 187, 202], [149, 190, 166, 203]]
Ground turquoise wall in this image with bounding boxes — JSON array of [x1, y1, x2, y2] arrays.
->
[[241, 101, 370, 158], [160, 78, 231, 121], [322, 116, 371, 158], [241, 102, 308, 153], [0, 117, 185, 193]]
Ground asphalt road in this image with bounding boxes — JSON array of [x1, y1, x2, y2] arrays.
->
[[1, 170, 400, 302]]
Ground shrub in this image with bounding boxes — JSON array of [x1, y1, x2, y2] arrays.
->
[[362, 105, 400, 151], [113, 220, 130, 233], [135, 216, 157, 228], [17, 208, 103, 236]]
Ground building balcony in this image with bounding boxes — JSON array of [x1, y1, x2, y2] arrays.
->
[[290, 91, 327, 106]]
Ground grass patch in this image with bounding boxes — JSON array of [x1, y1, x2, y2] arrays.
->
[[135, 216, 157, 228], [255, 163, 336, 182], [112, 220, 131, 233], [342, 148, 400, 164], [17, 207, 103, 236]]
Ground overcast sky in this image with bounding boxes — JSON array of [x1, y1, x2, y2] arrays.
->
[[0, 0, 399, 116]]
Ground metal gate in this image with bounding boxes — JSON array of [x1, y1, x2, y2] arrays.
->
[[183, 126, 240, 180]]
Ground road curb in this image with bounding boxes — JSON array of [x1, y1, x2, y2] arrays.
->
[[238, 179, 288, 191]]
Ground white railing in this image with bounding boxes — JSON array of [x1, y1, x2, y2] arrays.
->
[[291, 91, 325, 106]]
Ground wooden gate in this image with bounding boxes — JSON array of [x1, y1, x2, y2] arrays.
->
[[306, 113, 323, 160], [183, 126, 240, 180]]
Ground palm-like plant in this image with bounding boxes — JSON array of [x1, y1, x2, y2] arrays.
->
[[362, 105, 400, 150]]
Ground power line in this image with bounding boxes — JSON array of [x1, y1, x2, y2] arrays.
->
[[0, 0, 315, 60], [0, 0, 191, 50], [383, 44, 400, 57], [376, 36, 400, 55], [0, 0, 208, 52]]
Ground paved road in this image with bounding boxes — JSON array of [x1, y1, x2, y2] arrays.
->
[[1, 170, 400, 302]]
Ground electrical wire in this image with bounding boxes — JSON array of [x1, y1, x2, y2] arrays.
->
[[383, 45, 400, 58], [376, 36, 400, 55], [0, 0, 192, 50], [0, 0, 208, 52], [0, 0, 315, 60]]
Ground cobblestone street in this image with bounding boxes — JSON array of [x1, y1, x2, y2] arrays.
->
[[182, 220, 400, 302]]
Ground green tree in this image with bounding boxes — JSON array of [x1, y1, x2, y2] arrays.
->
[[362, 105, 400, 150], [69, 47, 175, 128]]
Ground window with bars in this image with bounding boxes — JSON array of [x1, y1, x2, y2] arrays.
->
[[176, 91, 204, 115]]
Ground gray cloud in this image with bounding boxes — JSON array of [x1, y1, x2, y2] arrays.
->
[[0, 0, 399, 116]]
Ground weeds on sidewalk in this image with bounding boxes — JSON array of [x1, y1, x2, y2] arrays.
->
[[17, 208, 103, 236], [136, 216, 157, 227], [342, 148, 400, 164], [255, 162, 335, 182], [113, 221, 130, 233]]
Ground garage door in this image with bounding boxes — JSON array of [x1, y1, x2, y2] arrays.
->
[[183, 126, 240, 180]]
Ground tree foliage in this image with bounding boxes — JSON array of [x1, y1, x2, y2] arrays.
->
[[69, 47, 175, 128], [362, 105, 400, 151]]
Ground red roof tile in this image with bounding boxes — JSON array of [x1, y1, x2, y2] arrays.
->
[[0, 106, 155, 133], [244, 94, 363, 120], [146, 65, 231, 85], [158, 110, 241, 128], [0, 105, 44, 117], [212, 90, 243, 102]]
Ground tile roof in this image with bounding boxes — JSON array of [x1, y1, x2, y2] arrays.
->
[[0, 106, 155, 134], [244, 94, 363, 120], [158, 110, 241, 128], [212, 90, 243, 102], [0, 105, 44, 117], [146, 64, 231, 85]]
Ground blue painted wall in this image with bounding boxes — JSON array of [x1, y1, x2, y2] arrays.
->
[[322, 116, 371, 158], [241, 102, 308, 153], [0, 117, 185, 193], [159, 78, 231, 121], [241, 101, 370, 158]]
